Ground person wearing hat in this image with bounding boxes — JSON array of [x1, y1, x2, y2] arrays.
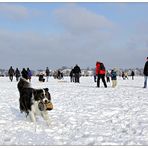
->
[[143, 57, 148, 88]]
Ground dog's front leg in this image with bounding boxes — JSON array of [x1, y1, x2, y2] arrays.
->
[[29, 111, 37, 132], [29, 111, 36, 122], [42, 112, 50, 126]]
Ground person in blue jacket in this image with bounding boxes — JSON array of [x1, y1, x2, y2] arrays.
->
[[111, 68, 117, 88], [27, 68, 32, 82]]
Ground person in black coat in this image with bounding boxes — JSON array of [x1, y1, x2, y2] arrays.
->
[[15, 68, 20, 81], [143, 57, 148, 88], [8, 66, 15, 82], [21, 68, 28, 80], [73, 64, 81, 83], [131, 71, 135, 80]]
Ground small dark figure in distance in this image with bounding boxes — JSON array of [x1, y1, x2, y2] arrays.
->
[[39, 73, 45, 82], [57, 70, 63, 80], [70, 69, 75, 82], [73, 64, 81, 83], [106, 70, 110, 83], [46, 67, 50, 82], [27, 68, 32, 82], [143, 57, 148, 88], [122, 72, 125, 80], [15, 68, 20, 81], [8, 66, 15, 82], [131, 71, 135, 80]]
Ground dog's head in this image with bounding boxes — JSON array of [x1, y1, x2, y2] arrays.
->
[[33, 88, 51, 102], [33, 88, 53, 111]]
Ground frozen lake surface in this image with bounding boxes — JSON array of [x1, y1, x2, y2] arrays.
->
[[0, 76, 148, 145]]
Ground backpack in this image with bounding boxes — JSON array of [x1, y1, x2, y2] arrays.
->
[[100, 63, 105, 71]]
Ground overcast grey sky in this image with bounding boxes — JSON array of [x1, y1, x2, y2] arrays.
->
[[0, 3, 147, 70]]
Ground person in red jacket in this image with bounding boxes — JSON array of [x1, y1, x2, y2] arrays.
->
[[96, 61, 107, 88]]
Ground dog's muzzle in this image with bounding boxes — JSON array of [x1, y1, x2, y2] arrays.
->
[[38, 101, 53, 111]]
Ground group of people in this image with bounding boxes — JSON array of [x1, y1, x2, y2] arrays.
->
[[70, 64, 81, 83], [38, 67, 50, 82], [94, 56, 148, 88], [53, 70, 63, 80], [95, 63, 136, 88], [7, 57, 148, 88], [95, 62, 118, 88], [8, 66, 32, 82]]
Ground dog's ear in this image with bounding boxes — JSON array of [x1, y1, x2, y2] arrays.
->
[[44, 88, 49, 92]]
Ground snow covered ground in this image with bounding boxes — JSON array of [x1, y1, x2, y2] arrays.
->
[[0, 76, 148, 146]]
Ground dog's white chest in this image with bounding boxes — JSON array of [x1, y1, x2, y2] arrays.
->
[[32, 101, 43, 115]]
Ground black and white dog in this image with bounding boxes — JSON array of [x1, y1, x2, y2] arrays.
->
[[17, 78, 53, 126]]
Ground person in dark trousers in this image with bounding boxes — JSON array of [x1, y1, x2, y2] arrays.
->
[[45, 67, 50, 82], [21, 68, 28, 80], [131, 71, 135, 80], [8, 66, 15, 82], [70, 69, 75, 82], [15, 68, 20, 81], [27, 68, 32, 82], [96, 61, 107, 88], [92, 69, 97, 82], [73, 64, 81, 83], [122, 72, 125, 80], [94, 73, 97, 82], [143, 57, 148, 88]]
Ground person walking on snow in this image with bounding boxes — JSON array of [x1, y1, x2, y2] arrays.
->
[[8, 66, 15, 82], [45, 67, 50, 82], [70, 68, 75, 82], [27, 68, 32, 82], [111, 68, 117, 88], [21, 68, 28, 80], [73, 64, 81, 83], [96, 61, 107, 88], [131, 71, 135, 80], [15, 68, 20, 81], [143, 57, 148, 88]]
